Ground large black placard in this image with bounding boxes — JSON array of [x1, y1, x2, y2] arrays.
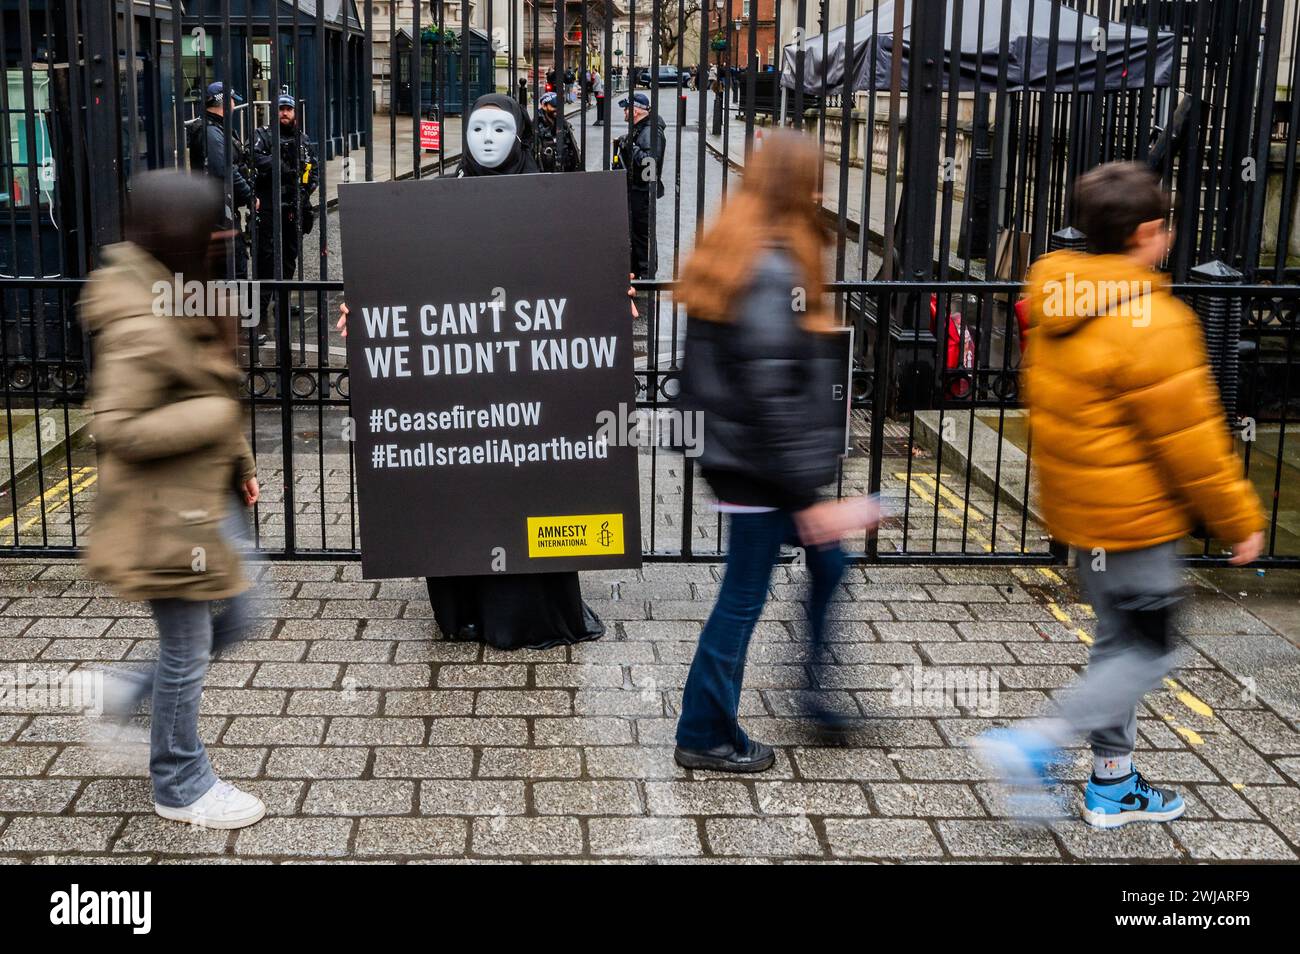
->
[[340, 172, 641, 579]]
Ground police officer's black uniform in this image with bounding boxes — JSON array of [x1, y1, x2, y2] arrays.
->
[[534, 109, 583, 173], [186, 84, 255, 280], [616, 102, 667, 279], [251, 102, 320, 340]]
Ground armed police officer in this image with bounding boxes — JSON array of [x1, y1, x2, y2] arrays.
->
[[252, 92, 319, 347], [187, 81, 256, 281], [534, 91, 582, 173], [614, 91, 667, 279]]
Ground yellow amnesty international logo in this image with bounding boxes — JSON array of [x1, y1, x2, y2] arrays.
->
[[527, 513, 625, 557]]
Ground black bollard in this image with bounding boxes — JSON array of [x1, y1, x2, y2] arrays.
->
[[1189, 259, 1245, 431], [1048, 226, 1088, 252]]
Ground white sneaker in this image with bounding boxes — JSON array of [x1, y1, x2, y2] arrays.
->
[[155, 779, 266, 829]]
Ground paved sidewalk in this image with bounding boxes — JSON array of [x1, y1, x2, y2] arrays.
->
[[0, 559, 1297, 863]]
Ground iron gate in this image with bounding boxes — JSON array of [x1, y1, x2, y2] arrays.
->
[[0, 0, 1297, 566]]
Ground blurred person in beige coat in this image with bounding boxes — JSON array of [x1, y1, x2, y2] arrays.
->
[[76, 170, 265, 829]]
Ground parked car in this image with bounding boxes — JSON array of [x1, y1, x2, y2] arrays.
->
[[636, 65, 688, 87]]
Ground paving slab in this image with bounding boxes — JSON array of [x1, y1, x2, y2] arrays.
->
[[0, 558, 1296, 863]]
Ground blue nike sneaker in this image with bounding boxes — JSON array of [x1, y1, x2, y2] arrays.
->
[[970, 727, 1065, 821], [1083, 769, 1185, 828]]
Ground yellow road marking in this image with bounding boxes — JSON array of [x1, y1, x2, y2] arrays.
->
[[1046, 600, 1094, 645], [22, 471, 97, 532], [0, 466, 97, 535], [1037, 567, 1065, 585], [1152, 680, 1214, 747], [0, 467, 93, 530], [1159, 713, 1205, 746], [905, 472, 987, 521], [1163, 677, 1215, 719], [895, 472, 993, 552]]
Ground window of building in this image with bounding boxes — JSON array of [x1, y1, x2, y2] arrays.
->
[[0, 68, 54, 211]]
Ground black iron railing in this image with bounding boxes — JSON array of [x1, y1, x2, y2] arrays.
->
[[0, 0, 1295, 566]]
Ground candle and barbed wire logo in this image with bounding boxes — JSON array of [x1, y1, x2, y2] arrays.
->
[[527, 514, 624, 557]]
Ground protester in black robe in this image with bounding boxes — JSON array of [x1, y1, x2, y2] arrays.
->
[[429, 93, 604, 650]]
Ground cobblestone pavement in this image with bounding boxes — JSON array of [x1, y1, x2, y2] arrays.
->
[[0, 558, 1297, 864]]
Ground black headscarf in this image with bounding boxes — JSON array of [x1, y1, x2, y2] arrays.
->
[[456, 93, 540, 177], [125, 170, 223, 282]]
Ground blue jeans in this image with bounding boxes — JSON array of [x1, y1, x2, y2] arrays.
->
[[112, 502, 255, 807], [676, 509, 845, 750]]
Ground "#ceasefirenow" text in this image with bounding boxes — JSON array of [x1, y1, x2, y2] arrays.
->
[[368, 402, 542, 434]]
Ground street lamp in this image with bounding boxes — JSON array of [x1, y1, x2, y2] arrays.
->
[[710, 0, 727, 136], [629, 30, 637, 90]]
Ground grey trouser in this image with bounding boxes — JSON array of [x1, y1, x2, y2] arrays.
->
[[1032, 541, 1183, 758]]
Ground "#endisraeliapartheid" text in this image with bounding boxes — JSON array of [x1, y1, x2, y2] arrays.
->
[[370, 435, 608, 469]]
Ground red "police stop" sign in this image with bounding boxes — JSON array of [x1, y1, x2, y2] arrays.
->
[[420, 120, 440, 151]]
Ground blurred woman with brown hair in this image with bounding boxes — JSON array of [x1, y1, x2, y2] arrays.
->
[[673, 132, 880, 772], [79, 171, 265, 828]]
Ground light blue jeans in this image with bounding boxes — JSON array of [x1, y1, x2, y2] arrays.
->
[[110, 500, 255, 807]]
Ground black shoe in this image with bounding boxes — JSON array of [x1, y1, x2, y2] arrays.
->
[[255, 333, 271, 347], [674, 739, 775, 773], [455, 623, 480, 641]]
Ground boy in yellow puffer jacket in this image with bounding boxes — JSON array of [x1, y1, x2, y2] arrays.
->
[[973, 162, 1264, 829]]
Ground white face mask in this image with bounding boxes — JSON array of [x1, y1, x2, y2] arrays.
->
[[465, 107, 518, 168]]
